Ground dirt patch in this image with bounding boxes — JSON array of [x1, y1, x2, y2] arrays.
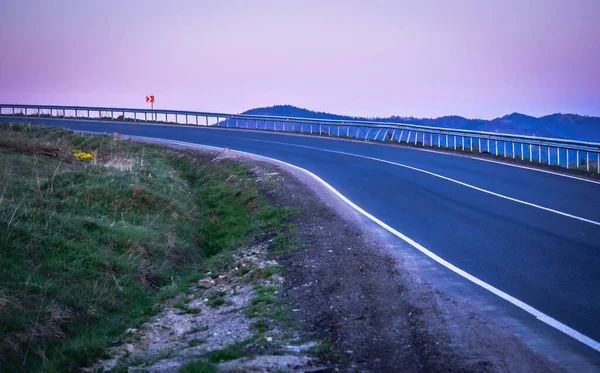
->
[[96, 240, 325, 373]]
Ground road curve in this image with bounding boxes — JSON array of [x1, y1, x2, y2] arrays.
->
[[3, 117, 600, 350]]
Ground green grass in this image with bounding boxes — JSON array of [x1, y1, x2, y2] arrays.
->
[[187, 338, 205, 347], [251, 320, 269, 334], [0, 123, 294, 372], [271, 223, 301, 252], [109, 350, 177, 372], [245, 285, 277, 319], [305, 341, 331, 355], [179, 360, 218, 373], [185, 325, 209, 335], [244, 283, 295, 338], [261, 265, 281, 278], [205, 290, 227, 308], [207, 344, 245, 363]]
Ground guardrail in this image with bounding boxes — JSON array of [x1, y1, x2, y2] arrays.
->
[[1, 103, 599, 173]]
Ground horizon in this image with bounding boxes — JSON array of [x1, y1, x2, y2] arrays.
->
[[1, 1, 599, 119], [3, 101, 599, 121], [244, 104, 600, 121]]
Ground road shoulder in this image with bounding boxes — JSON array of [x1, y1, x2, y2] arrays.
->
[[130, 136, 569, 372]]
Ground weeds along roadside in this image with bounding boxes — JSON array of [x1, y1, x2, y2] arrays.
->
[[0, 123, 295, 372]]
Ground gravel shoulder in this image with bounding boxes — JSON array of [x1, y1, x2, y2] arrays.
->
[[247, 160, 562, 373], [124, 136, 567, 373]]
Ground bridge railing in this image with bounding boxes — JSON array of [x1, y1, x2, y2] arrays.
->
[[1, 104, 599, 173]]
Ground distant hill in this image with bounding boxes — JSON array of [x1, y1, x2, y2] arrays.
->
[[241, 105, 600, 142]]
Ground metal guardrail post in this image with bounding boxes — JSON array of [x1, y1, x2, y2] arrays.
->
[[586, 152, 590, 172], [567, 150, 570, 169], [548, 147, 550, 165], [521, 143, 524, 160], [585, 151, 590, 172]]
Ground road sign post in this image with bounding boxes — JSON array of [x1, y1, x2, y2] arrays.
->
[[146, 95, 155, 120]]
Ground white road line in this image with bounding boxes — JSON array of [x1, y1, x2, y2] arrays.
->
[[188, 125, 600, 186], [465, 156, 600, 185], [125, 135, 600, 353], [378, 141, 600, 186], [219, 136, 600, 226]]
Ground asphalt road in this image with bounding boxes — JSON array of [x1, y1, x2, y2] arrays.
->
[[3, 117, 600, 349]]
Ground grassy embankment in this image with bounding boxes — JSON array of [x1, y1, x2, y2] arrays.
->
[[0, 123, 293, 372]]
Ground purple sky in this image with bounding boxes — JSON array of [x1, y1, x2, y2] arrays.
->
[[1, 0, 599, 119]]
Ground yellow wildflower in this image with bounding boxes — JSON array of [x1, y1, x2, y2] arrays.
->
[[73, 149, 94, 160]]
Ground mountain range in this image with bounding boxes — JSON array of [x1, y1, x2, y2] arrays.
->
[[242, 105, 600, 142]]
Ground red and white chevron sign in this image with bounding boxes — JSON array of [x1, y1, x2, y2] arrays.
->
[[145, 95, 154, 103]]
